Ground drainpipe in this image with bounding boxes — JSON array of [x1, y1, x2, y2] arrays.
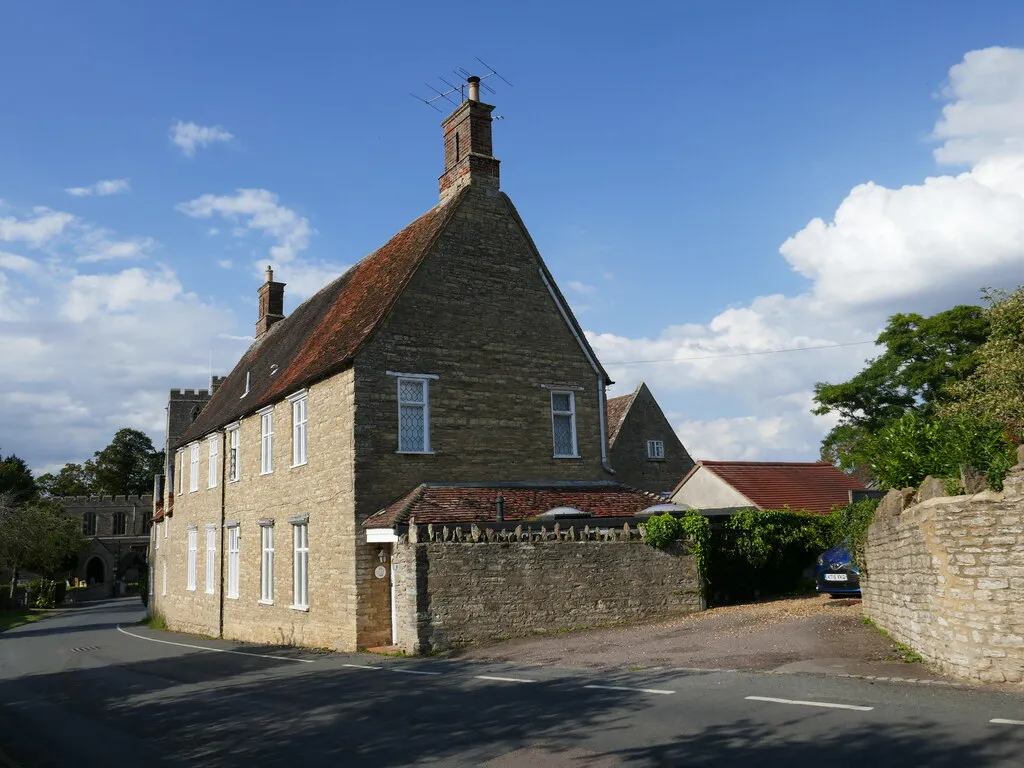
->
[[495, 494, 505, 523], [218, 432, 227, 638]]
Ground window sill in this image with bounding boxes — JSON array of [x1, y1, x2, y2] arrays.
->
[[258, 599, 274, 606], [553, 454, 581, 459], [205, 590, 215, 596], [259, 470, 274, 476], [291, 461, 308, 469], [290, 604, 309, 612], [227, 595, 239, 600], [186, 587, 196, 592], [228, 477, 240, 484], [208, 484, 217, 490], [396, 450, 435, 455]]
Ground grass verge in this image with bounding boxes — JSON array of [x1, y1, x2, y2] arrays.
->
[[0, 609, 45, 633], [862, 616, 925, 663], [146, 611, 168, 631]]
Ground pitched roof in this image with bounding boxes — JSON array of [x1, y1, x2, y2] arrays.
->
[[177, 190, 467, 448], [678, 461, 864, 514], [363, 482, 662, 528], [605, 386, 639, 447]]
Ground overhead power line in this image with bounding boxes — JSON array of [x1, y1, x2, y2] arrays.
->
[[605, 340, 876, 366]]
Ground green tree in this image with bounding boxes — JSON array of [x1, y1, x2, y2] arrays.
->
[[89, 429, 164, 495], [0, 493, 84, 595], [0, 452, 36, 503], [36, 462, 95, 497], [814, 305, 989, 472], [943, 286, 1024, 439]]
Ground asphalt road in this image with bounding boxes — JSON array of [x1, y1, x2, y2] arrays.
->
[[2, 600, 1024, 767]]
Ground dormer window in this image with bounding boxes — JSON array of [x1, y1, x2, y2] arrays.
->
[[647, 440, 665, 460]]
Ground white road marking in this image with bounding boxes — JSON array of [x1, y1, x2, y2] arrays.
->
[[585, 684, 674, 695], [116, 625, 314, 663], [991, 719, 1024, 726], [342, 663, 381, 670], [475, 675, 537, 683], [746, 695, 873, 712], [390, 668, 442, 676]]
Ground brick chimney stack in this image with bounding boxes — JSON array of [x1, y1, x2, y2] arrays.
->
[[439, 75, 500, 203], [255, 265, 285, 339]]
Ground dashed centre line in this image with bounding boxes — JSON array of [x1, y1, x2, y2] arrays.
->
[[474, 675, 537, 683], [585, 684, 675, 695], [746, 695, 873, 712], [341, 663, 381, 670], [991, 718, 1024, 726], [391, 669, 442, 676]]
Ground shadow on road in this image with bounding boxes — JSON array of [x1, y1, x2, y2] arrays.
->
[[611, 718, 1023, 767]]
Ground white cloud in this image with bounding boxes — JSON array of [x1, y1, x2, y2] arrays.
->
[[217, 259, 233, 269], [176, 188, 345, 299], [590, 46, 1024, 462], [65, 179, 130, 197], [170, 120, 234, 157], [0, 209, 74, 247], [77, 235, 156, 263], [567, 280, 596, 295], [176, 189, 311, 263], [0, 251, 38, 274]]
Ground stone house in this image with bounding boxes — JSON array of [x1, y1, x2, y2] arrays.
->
[[149, 78, 695, 652], [671, 460, 865, 514], [605, 382, 694, 496]]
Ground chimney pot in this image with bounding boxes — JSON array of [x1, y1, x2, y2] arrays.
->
[[265, 265, 274, 282], [467, 75, 481, 102]]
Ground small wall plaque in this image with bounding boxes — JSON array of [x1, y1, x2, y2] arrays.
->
[[374, 565, 387, 579]]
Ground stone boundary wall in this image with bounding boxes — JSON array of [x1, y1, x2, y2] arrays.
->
[[391, 523, 702, 653], [862, 468, 1024, 683]]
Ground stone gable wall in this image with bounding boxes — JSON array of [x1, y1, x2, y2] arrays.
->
[[608, 386, 694, 495], [862, 470, 1024, 683], [391, 524, 702, 653]]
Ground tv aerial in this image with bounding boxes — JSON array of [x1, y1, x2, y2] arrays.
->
[[411, 58, 513, 112]]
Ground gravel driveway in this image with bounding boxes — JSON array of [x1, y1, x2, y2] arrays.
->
[[451, 595, 951, 681]]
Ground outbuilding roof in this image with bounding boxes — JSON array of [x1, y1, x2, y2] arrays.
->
[[675, 460, 864, 514]]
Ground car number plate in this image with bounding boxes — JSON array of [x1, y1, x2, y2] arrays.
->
[[824, 573, 848, 581]]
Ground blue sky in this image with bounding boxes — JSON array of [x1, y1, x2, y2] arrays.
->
[[4, 2, 1024, 471]]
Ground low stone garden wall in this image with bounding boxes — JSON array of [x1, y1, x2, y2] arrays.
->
[[862, 467, 1024, 683], [391, 522, 703, 653]]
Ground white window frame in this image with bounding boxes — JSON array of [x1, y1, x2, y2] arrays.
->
[[177, 449, 185, 495], [291, 520, 309, 610], [396, 377, 432, 454], [161, 560, 167, 596], [205, 525, 216, 595], [165, 514, 169, 539], [208, 435, 218, 488], [226, 424, 240, 482], [155, 521, 160, 549], [260, 522, 275, 605], [288, 391, 308, 467], [259, 407, 274, 475], [551, 390, 579, 458], [189, 442, 200, 493], [647, 439, 665, 459], [186, 526, 198, 591], [149, 565, 154, 597], [226, 524, 240, 599]]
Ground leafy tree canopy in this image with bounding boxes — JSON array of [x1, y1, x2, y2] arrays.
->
[[36, 462, 96, 497], [943, 287, 1024, 439], [89, 428, 164, 496], [0, 494, 84, 580], [813, 305, 989, 472], [0, 452, 36, 503]]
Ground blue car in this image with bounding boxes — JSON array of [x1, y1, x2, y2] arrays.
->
[[815, 544, 861, 596]]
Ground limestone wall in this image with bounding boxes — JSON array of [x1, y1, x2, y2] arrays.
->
[[391, 524, 703, 653], [862, 471, 1024, 683]]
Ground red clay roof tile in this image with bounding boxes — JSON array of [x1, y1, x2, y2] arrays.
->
[[689, 461, 864, 514], [364, 482, 662, 528]]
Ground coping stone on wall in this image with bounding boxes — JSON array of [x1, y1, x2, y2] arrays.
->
[[875, 488, 916, 520], [916, 476, 948, 504]]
